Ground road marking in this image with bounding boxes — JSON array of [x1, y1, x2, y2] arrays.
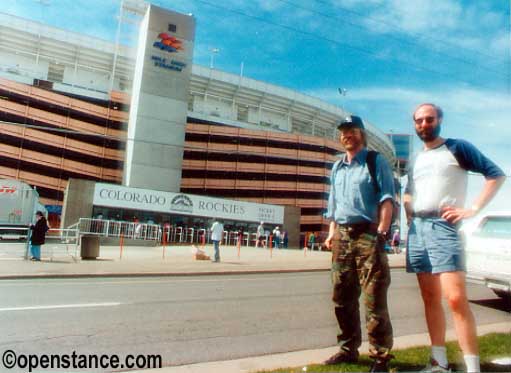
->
[[0, 302, 121, 312]]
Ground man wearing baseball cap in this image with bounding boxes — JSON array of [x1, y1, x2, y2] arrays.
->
[[323, 115, 395, 372]]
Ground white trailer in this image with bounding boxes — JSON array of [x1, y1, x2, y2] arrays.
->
[[0, 179, 46, 240]]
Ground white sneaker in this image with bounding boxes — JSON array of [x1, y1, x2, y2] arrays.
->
[[420, 358, 451, 373]]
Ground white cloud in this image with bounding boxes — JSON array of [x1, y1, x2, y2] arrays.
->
[[490, 32, 510, 58], [254, 0, 285, 12], [331, 0, 384, 8], [336, 0, 462, 34], [309, 86, 511, 114], [333, 0, 507, 60], [306, 85, 511, 143]]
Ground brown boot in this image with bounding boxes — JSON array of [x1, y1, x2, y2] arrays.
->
[[324, 350, 359, 365], [370, 358, 389, 373]]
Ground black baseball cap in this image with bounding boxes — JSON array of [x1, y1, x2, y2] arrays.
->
[[337, 115, 365, 130]]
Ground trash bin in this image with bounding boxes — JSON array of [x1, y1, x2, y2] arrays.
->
[[80, 235, 100, 259]]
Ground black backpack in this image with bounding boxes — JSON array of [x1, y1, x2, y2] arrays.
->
[[365, 150, 380, 194], [366, 150, 398, 227]]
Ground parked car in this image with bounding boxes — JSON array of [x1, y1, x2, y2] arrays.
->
[[463, 212, 511, 301]]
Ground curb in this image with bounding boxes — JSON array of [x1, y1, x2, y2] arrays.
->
[[0, 265, 407, 280], [0, 268, 331, 280]]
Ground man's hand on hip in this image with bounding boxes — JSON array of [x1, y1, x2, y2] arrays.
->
[[441, 205, 477, 224]]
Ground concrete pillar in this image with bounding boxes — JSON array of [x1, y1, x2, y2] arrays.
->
[[60, 178, 95, 229], [123, 5, 195, 192], [283, 205, 301, 249]]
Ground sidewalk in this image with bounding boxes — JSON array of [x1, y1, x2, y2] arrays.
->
[[0, 242, 406, 279]]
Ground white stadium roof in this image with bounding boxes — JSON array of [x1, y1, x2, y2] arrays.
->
[[0, 11, 395, 163]]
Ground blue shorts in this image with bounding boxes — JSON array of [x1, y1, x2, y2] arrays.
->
[[406, 218, 465, 274]]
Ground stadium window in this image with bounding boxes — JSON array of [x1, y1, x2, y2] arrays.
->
[[168, 24, 177, 32]]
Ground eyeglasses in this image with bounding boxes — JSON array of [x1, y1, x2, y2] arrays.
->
[[414, 116, 436, 125]]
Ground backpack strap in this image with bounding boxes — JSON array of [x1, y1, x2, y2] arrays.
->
[[366, 150, 380, 194]]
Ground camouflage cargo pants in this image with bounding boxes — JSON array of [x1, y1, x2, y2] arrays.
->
[[331, 225, 393, 359]]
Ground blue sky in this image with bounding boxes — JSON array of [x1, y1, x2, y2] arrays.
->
[[5, 0, 511, 211]]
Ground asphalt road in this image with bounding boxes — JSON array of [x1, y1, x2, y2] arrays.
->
[[0, 271, 509, 370]]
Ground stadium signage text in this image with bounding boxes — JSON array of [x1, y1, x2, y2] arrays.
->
[[151, 56, 187, 72], [99, 189, 166, 205], [198, 201, 245, 215], [93, 183, 283, 224]]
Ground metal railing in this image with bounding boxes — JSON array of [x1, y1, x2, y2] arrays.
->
[[74, 219, 274, 247], [0, 226, 29, 240], [160, 227, 265, 247], [77, 218, 162, 241], [44, 228, 80, 261], [0, 226, 80, 261]]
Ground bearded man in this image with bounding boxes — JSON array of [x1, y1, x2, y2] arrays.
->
[[404, 103, 505, 373]]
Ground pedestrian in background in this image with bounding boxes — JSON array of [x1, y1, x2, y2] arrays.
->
[[210, 219, 224, 263], [324, 115, 395, 372], [404, 103, 505, 373], [29, 211, 49, 261], [282, 230, 288, 248], [272, 226, 281, 249], [308, 232, 316, 250], [391, 229, 400, 254], [237, 225, 244, 247], [255, 221, 266, 248]]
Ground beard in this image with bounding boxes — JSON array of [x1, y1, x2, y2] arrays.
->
[[416, 124, 441, 142], [342, 139, 363, 151]]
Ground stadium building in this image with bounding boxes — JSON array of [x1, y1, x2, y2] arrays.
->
[[0, 4, 396, 238]]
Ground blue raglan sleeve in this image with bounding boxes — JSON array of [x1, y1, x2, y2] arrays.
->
[[324, 160, 339, 220], [375, 154, 395, 203], [446, 139, 505, 178]]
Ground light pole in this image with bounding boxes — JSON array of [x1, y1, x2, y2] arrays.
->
[[338, 87, 348, 116], [209, 48, 220, 69]]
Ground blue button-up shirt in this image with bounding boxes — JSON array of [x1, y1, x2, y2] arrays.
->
[[325, 148, 395, 224]]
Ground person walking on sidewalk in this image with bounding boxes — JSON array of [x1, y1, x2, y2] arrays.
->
[[324, 115, 395, 373], [29, 211, 49, 261], [404, 103, 505, 373], [272, 226, 281, 249], [255, 221, 266, 249], [210, 219, 224, 263], [391, 229, 400, 254], [308, 232, 316, 250]]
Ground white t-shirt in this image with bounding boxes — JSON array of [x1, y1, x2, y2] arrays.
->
[[256, 224, 264, 238], [406, 139, 504, 213], [210, 222, 224, 241]]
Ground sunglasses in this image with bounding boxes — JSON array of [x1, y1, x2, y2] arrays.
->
[[414, 116, 436, 125]]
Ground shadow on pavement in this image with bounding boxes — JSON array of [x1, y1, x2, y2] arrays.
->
[[481, 362, 511, 372], [39, 259, 74, 264], [389, 362, 431, 372], [84, 258, 115, 262], [388, 362, 511, 372]]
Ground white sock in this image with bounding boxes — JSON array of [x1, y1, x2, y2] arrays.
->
[[431, 345, 448, 368], [464, 355, 480, 373]]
